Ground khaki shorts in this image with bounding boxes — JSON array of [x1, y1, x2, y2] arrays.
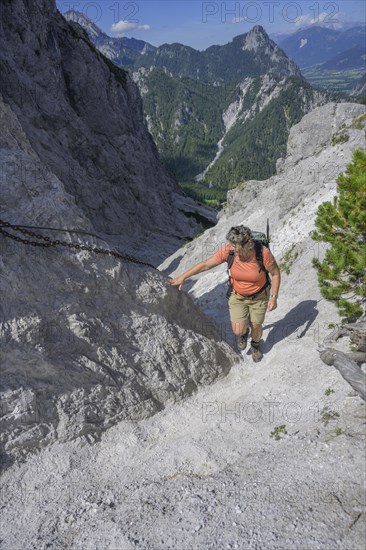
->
[[228, 287, 270, 325]]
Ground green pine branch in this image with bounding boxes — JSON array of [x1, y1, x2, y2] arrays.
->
[[311, 149, 366, 322]]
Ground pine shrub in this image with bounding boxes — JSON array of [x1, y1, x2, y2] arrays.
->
[[311, 149, 366, 321]]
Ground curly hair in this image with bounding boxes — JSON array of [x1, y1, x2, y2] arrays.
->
[[226, 225, 254, 248]]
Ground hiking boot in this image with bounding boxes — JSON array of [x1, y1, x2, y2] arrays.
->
[[251, 340, 263, 362], [236, 329, 249, 351]]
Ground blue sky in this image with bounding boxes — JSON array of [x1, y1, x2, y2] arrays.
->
[[56, 1, 366, 50]]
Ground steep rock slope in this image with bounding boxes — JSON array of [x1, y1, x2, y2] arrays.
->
[[0, 92, 238, 469], [1, 102, 365, 550], [0, 0, 205, 248], [0, 0, 238, 469]]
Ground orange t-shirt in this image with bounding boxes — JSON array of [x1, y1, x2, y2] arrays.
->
[[213, 244, 275, 295]]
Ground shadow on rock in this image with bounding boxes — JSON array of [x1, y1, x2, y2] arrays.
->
[[263, 300, 319, 353], [187, 281, 237, 350], [158, 253, 185, 277]]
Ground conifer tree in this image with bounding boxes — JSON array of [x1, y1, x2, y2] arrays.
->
[[311, 149, 366, 321]]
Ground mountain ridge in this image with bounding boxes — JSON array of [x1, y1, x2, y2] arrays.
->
[[64, 11, 332, 195], [64, 14, 300, 81], [321, 44, 366, 70], [278, 24, 366, 68]]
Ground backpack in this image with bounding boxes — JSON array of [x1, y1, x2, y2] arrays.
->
[[226, 222, 271, 299]]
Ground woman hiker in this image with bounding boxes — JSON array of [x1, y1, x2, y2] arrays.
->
[[169, 225, 281, 362]]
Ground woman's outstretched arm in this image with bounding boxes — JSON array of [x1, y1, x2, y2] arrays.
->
[[169, 256, 222, 290]]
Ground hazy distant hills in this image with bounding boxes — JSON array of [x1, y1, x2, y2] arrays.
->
[[278, 25, 366, 68], [321, 45, 365, 71], [278, 25, 366, 94]]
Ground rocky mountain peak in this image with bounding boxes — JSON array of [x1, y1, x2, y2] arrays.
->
[[238, 24, 299, 77], [252, 24, 266, 32], [64, 9, 104, 39], [242, 24, 270, 50]]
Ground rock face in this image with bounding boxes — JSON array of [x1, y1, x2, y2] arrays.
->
[[0, 0, 238, 468], [241, 25, 297, 73], [0, 93, 238, 467], [0, 0, 205, 248]]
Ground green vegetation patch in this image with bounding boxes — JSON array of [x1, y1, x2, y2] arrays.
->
[[331, 130, 350, 146], [351, 113, 366, 130], [270, 425, 288, 441], [180, 181, 227, 207], [279, 243, 299, 275], [302, 67, 365, 94], [320, 406, 340, 426], [311, 149, 366, 321]]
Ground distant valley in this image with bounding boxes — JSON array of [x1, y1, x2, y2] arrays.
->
[[277, 25, 366, 94], [64, 11, 364, 204]]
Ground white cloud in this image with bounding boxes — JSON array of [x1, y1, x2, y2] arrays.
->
[[294, 12, 330, 27], [111, 20, 151, 36]]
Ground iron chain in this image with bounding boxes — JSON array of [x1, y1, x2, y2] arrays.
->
[[0, 219, 156, 269]]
